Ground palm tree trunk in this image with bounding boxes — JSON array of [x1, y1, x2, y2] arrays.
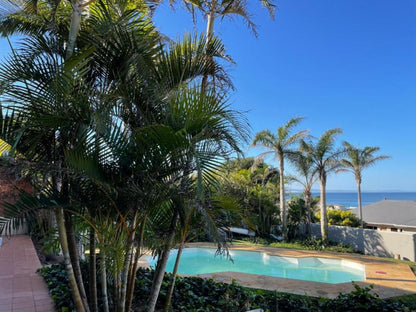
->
[[125, 246, 140, 311], [114, 272, 120, 311], [304, 190, 311, 236], [163, 240, 184, 312], [278, 153, 286, 241], [55, 208, 86, 312], [117, 231, 135, 312], [319, 175, 328, 244], [125, 217, 147, 312], [206, 12, 215, 42], [126, 249, 135, 301], [100, 248, 109, 312], [64, 212, 90, 312], [201, 10, 215, 92], [357, 181, 363, 228], [66, 0, 83, 59], [89, 228, 98, 312], [147, 209, 179, 312]]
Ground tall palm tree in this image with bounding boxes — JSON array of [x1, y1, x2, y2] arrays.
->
[[1, 0, 91, 57], [299, 128, 343, 244], [144, 87, 248, 312], [0, 2, 241, 312], [0, 35, 94, 312], [149, 0, 276, 91], [289, 152, 318, 235], [252, 117, 308, 241], [337, 142, 390, 227]]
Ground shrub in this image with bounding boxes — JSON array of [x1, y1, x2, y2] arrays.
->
[[316, 209, 361, 227], [37, 264, 75, 311], [269, 237, 359, 253], [324, 283, 413, 312], [39, 265, 414, 312]]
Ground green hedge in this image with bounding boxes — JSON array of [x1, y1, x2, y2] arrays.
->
[[39, 265, 415, 311]]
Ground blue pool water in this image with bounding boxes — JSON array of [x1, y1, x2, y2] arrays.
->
[[147, 248, 366, 284]]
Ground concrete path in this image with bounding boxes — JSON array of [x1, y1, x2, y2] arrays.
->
[[0, 235, 55, 312]]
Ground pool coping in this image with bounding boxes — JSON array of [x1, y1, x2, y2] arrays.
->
[[139, 242, 416, 299]]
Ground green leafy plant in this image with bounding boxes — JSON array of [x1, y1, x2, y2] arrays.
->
[[324, 283, 412, 312], [39, 265, 414, 312], [37, 264, 75, 312], [269, 237, 359, 253]]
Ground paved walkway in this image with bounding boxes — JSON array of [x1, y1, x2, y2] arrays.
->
[[0, 235, 55, 312]]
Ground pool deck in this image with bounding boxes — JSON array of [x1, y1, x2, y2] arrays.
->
[[140, 242, 416, 299]]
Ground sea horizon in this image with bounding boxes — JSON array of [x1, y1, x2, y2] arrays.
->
[[288, 191, 416, 209]]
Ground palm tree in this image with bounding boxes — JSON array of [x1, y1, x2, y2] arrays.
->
[[149, 0, 276, 91], [0, 36, 93, 311], [252, 117, 309, 241], [1, 0, 91, 57], [289, 152, 318, 235], [299, 128, 343, 244], [144, 87, 248, 312], [0, 2, 242, 312], [337, 142, 390, 227]]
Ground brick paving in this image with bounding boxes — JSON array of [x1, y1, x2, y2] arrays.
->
[[0, 235, 55, 312]]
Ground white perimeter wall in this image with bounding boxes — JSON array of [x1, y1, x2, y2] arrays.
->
[[311, 223, 416, 262], [0, 220, 28, 236]]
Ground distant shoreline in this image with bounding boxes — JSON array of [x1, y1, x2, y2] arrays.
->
[[291, 190, 416, 193], [288, 191, 416, 208]]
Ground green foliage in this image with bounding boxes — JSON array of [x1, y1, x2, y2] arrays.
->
[[216, 158, 280, 237], [286, 195, 316, 237], [133, 269, 413, 312], [37, 264, 75, 312], [324, 283, 413, 312], [38, 265, 414, 312], [270, 237, 358, 253], [39, 228, 62, 255], [390, 294, 416, 311], [316, 209, 361, 227]]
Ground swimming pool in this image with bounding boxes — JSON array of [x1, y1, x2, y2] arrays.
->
[[147, 247, 366, 284]]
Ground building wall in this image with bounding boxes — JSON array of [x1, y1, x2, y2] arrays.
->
[[0, 167, 31, 235], [311, 223, 416, 261], [365, 224, 416, 233]]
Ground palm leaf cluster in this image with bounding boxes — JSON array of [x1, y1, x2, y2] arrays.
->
[[253, 119, 389, 244], [0, 1, 248, 311]]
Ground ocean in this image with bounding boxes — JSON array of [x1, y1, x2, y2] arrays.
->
[[291, 192, 416, 209]]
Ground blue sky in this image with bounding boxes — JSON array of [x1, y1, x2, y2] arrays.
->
[[0, 0, 415, 191], [152, 0, 416, 192]]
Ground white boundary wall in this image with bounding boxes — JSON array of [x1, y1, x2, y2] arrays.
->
[[0, 220, 28, 236], [310, 223, 416, 261]]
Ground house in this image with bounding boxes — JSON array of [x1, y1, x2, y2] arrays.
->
[[0, 166, 32, 217], [360, 200, 416, 232]]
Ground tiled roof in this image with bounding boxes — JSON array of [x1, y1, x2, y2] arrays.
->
[[361, 200, 416, 227]]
